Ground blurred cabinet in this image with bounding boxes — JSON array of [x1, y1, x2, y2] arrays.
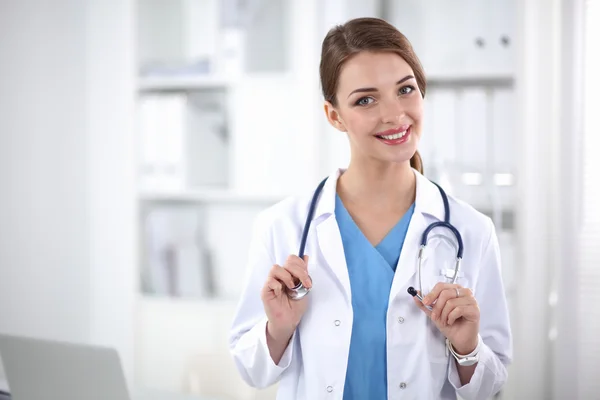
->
[[134, 0, 302, 301], [136, 0, 322, 200], [417, 82, 516, 231], [133, 2, 299, 396], [137, 0, 291, 77], [133, 18, 335, 398], [137, 89, 230, 192], [134, 0, 288, 323], [386, 0, 516, 77], [139, 198, 278, 301], [137, 0, 218, 74]]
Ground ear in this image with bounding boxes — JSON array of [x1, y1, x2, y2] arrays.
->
[[323, 101, 347, 132]]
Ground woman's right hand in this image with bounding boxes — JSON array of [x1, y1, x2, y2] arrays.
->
[[261, 254, 312, 342]]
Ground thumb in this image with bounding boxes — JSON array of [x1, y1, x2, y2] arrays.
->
[[413, 296, 432, 317], [302, 255, 312, 286]]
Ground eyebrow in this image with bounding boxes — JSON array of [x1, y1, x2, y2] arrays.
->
[[347, 75, 416, 98]]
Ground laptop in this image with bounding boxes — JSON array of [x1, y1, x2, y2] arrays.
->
[[0, 334, 209, 400], [0, 333, 133, 400]]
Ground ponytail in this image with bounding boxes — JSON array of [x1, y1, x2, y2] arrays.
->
[[410, 150, 424, 174]]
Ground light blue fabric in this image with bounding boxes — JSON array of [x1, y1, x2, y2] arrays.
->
[[335, 195, 414, 400]]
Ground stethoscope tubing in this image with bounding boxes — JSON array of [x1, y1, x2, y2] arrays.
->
[[285, 178, 327, 300], [286, 177, 463, 300]]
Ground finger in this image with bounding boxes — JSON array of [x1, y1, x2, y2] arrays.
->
[[282, 262, 312, 289], [440, 297, 473, 326], [285, 255, 312, 287], [413, 296, 432, 317], [446, 306, 464, 326], [265, 277, 285, 297], [430, 288, 459, 321], [448, 303, 480, 325], [286, 254, 309, 271], [269, 264, 296, 289], [423, 283, 460, 306]]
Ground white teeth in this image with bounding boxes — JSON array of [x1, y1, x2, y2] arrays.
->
[[380, 130, 406, 140]]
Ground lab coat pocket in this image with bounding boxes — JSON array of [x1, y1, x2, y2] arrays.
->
[[426, 321, 450, 364], [433, 269, 467, 288], [426, 321, 450, 395]]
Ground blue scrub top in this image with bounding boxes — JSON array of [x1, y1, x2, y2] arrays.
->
[[335, 194, 415, 400]]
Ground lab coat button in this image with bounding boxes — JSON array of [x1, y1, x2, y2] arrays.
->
[[334, 320, 341, 326], [326, 385, 333, 392], [399, 382, 407, 389], [397, 316, 405, 324]]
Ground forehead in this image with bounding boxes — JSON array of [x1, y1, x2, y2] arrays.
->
[[337, 51, 414, 94]]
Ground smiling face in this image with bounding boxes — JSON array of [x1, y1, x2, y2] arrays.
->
[[324, 51, 424, 166]]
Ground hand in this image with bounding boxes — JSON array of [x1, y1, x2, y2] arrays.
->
[[413, 283, 480, 354], [261, 255, 312, 342]]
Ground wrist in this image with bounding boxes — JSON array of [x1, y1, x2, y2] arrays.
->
[[451, 336, 479, 355], [266, 321, 295, 343], [447, 335, 482, 367]]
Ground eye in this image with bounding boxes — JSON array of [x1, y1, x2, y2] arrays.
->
[[399, 85, 416, 95], [355, 97, 374, 106]]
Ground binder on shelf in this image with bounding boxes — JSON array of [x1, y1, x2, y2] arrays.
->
[[137, 92, 230, 193], [142, 206, 215, 299], [138, 94, 187, 192]]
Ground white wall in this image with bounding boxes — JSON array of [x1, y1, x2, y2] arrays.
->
[[0, 0, 91, 343], [0, 0, 136, 383], [511, 0, 565, 398], [86, 0, 137, 380]]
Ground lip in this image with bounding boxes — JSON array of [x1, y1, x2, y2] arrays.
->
[[375, 124, 411, 137], [375, 125, 411, 146]]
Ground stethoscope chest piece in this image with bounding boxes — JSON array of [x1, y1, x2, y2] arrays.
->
[[287, 281, 311, 300]]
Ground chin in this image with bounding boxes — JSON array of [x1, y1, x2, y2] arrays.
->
[[389, 155, 415, 165], [370, 153, 414, 165], [380, 145, 419, 164]]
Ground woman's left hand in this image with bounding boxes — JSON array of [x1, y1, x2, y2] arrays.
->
[[414, 283, 480, 354]]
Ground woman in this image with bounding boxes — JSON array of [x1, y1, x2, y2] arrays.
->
[[229, 17, 512, 400]]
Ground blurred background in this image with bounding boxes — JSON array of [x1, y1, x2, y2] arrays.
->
[[0, 0, 598, 399]]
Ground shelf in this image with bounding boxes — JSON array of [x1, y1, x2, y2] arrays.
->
[[138, 188, 286, 205], [426, 72, 514, 88], [138, 293, 239, 308], [138, 75, 232, 93]]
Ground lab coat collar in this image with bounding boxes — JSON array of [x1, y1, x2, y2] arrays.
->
[[312, 169, 341, 221], [414, 169, 446, 222], [312, 167, 446, 222]]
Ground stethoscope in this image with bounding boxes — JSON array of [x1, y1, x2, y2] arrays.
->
[[286, 176, 464, 301]]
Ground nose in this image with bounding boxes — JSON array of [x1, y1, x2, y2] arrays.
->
[[379, 98, 404, 124]]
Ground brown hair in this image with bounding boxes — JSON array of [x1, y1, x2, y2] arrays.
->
[[319, 17, 426, 174]]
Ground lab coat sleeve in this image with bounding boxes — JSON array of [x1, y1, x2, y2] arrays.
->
[[228, 210, 297, 389], [448, 217, 513, 399]]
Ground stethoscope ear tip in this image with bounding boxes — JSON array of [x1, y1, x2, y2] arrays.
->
[[407, 286, 418, 297]]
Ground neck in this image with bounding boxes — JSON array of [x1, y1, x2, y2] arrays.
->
[[337, 159, 416, 210]]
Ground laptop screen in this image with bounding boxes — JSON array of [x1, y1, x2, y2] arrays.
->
[[0, 334, 131, 400]]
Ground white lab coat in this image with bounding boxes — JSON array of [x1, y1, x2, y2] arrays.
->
[[229, 168, 513, 400]]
